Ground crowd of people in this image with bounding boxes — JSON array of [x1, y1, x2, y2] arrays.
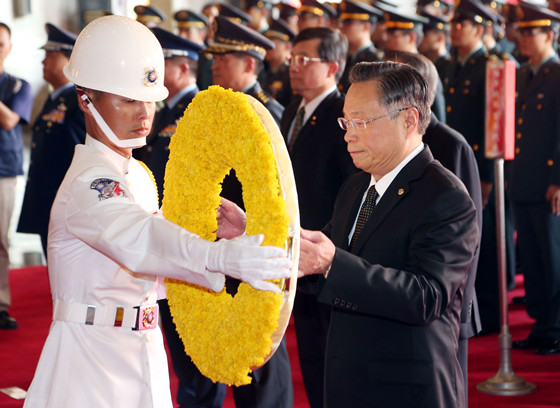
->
[[1, 0, 559, 407]]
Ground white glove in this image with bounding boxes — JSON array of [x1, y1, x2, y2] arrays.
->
[[206, 234, 291, 293]]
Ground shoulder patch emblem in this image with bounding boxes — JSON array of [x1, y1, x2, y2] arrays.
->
[[90, 178, 126, 201]]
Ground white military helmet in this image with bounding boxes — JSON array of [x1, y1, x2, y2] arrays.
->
[[64, 15, 168, 102]]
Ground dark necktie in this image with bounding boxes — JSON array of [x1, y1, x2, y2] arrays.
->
[[349, 185, 379, 251], [288, 106, 305, 152]]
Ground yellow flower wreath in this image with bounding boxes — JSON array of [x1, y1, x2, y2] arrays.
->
[[162, 86, 299, 386]]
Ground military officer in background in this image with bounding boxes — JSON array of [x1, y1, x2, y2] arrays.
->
[[134, 27, 203, 206], [174, 9, 209, 45], [262, 19, 296, 107], [297, 0, 337, 32], [218, 3, 252, 25], [134, 4, 166, 28], [275, 1, 299, 34], [18, 23, 85, 256], [174, 10, 214, 92], [509, 2, 560, 356], [245, 0, 273, 33], [380, 6, 446, 122], [440, 0, 515, 334], [337, 0, 384, 94], [205, 16, 294, 408], [418, 7, 451, 71]]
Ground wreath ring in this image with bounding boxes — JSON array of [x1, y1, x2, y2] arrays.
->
[[162, 86, 300, 386]]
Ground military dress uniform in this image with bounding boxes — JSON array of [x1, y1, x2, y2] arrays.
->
[[262, 19, 296, 107], [17, 23, 84, 254], [441, 0, 516, 334], [509, 2, 560, 354], [23, 136, 224, 408], [18, 84, 85, 248]]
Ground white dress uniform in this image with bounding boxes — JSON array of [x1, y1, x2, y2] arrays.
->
[[24, 135, 224, 408]]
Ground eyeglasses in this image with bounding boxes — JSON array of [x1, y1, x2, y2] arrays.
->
[[288, 54, 325, 67], [337, 107, 409, 130]]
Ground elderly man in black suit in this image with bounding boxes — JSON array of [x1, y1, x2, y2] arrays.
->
[[280, 26, 358, 408], [299, 61, 479, 408]]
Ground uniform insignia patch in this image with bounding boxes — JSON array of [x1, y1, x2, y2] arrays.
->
[[158, 124, 177, 138], [90, 178, 126, 201], [42, 108, 66, 124]]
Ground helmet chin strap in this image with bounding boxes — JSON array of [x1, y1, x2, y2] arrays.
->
[[80, 93, 147, 149]]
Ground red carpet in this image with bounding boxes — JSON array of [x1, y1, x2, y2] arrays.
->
[[1, 266, 559, 407]]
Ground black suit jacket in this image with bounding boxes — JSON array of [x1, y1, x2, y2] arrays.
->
[[319, 146, 478, 408], [281, 90, 358, 230], [134, 86, 198, 205], [424, 112, 482, 338], [18, 86, 85, 236], [509, 56, 560, 202], [440, 47, 493, 182]]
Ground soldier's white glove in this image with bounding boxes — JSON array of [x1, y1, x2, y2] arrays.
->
[[206, 234, 291, 293]]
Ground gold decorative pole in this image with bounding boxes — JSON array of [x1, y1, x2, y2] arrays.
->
[[476, 158, 536, 396]]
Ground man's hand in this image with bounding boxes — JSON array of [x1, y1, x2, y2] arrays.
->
[[216, 197, 247, 239], [546, 184, 560, 215], [206, 234, 291, 293], [298, 229, 336, 277]]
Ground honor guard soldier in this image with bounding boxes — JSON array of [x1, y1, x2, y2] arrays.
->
[[297, 0, 337, 31], [205, 15, 293, 408], [23, 15, 290, 408], [134, 4, 166, 28], [441, 0, 515, 334], [509, 2, 560, 356], [338, 0, 385, 93], [262, 19, 296, 107], [134, 27, 203, 205], [0, 22, 33, 330], [18, 23, 85, 256]]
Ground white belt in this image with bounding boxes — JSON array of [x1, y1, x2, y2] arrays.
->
[[53, 300, 158, 331]]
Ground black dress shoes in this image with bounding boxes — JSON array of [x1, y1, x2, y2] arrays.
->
[[0, 310, 17, 329], [512, 334, 545, 349], [536, 338, 560, 355]]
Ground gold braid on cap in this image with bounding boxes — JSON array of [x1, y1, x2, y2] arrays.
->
[[137, 15, 162, 24], [518, 19, 553, 28], [340, 13, 370, 21], [208, 36, 267, 58], [177, 21, 206, 29], [386, 21, 415, 29], [298, 6, 324, 17], [265, 30, 290, 42]]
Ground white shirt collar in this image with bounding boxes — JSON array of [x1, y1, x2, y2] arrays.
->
[[166, 83, 198, 109], [86, 134, 130, 175], [298, 85, 337, 124], [369, 142, 425, 200]]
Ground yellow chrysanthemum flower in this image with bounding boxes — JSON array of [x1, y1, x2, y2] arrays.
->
[[163, 86, 289, 386]]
